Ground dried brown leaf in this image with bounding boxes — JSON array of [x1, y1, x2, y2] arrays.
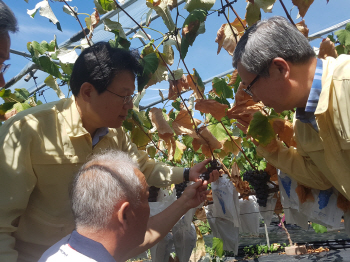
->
[[195, 207, 207, 222], [187, 74, 204, 99], [274, 192, 283, 215], [164, 137, 176, 160], [230, 162, 251, 198], [149, 108, 174, 141], [337, 193, 350, 212], [295, 184, 315, 204], [192, 138, 202, 151], [272, 118, 297, 147], [228, 69, 238, 86], [195, 99, 228, 121], [215, 22, 240, 55], [292, 0, 314, 18], [222, 137, 241, 156], [172, 109, 201, 137], [265, 162, 278, 181], [169, 74, 190, 100], [318, 37, 338, 59], [296, 19, 309, 37]]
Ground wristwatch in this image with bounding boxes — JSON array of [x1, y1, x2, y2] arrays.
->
[[183, 167, 190, 182]]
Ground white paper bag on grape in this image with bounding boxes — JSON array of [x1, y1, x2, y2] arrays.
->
[[284, 208, 309, 230], [172, 222, 197, 262], [149, 189, 176, 217], [205, 205, 239, 254], [211, 175, 240, 227], [258, 184, 277, 226], [239, 196, 260, 235], [278, 170, 300, 210], [305, 188, 343, 229], [150, 232, 174, 262]]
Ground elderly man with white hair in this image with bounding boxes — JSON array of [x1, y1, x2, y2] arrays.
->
[[39, 150, 208, 262]]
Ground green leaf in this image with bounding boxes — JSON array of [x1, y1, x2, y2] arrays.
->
[[312, 223, 327, 234], [207, 122, 232, 142], [247, 112, 275, 146], [131, 126, 151, 149], [327, 34, 336, 43], [212, 77, 233, 99], [183, 135, 194, 148], [193, 68, 205, 92], [32, 41, 46, 55], [232, 74, 241, 93], [212, 237, 224, 257], [335, 23, 350, 48], [0, 102, 16, 114], [172, 98, 181, 111], [0, 89, 12, 98], [181, 9, 207, 59], [14, 88, 30, 101], [147, 146, 157, 158], [246, 2, 261, 27], [98, 0, 116, 12], [123, 120, 133, 131], [109, 30, 131, 50], [335, 44, 346, 55], [184, 0, 216, 13], [60, 62, 74, 76], [38, 56, 62, 78], [138, 52, 159, 92], [174, 141, 186, 163], [13, 102, 32, 113]]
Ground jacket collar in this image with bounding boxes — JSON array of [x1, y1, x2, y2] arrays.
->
[[62, 96, 90, 138]]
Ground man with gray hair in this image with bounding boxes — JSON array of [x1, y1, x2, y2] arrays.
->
[[0, 0, 18, 87], [233, 16, 350, 199], [39, 150, 209, 262]]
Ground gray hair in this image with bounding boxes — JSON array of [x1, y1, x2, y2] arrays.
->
[[232, 16, 315, 76], [71, 150, 143, 231], [0, 0, 18, 35]]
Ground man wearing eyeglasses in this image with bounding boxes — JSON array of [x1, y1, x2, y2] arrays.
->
[[0, 40, 219, 261], [233, 16, 350, 200]]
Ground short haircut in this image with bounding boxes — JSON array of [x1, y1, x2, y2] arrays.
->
[[70, 42, 143, 96], [71, 150, 143, 231], [232, 16, 315, 76], [0, 0, 18, 35]]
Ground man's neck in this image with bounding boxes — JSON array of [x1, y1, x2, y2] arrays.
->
[[74, 97, 98, 137], [290, 57, 318, 108]]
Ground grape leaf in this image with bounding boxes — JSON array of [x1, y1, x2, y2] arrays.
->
[[98, 0, 116, 12], [14, 88, 30, 102], [27, 0, 62, 31], [195, 99, 228, 121], [31, 41, 46, 55], [174, 141, 187, 163], [169, 75, 190, 100], [131, 126, 151, 150], [146, 63, 168, 89], [188, 69, 205, 99], [212, 77, 233, 99], [0, 102, 16, 114], [147, 146, 157, 158], [207, 122, 230, 142], [57, 49, 79, 64], [38, 56, 62, 79], [247, 112, 275, 146], [245, 1, 261, 26], [292, 0, 314, 18], [181, 9, 207, 59], [172, 109, 201, 137], [312, 223, 327, 234], [335, 23, 350, 53], [296, 19, 309, 37], [222, 136, 241, 156], [212, 237, 224, 257], [44, 75, 65, 99], [149, 107, 174, 141], [146, 0, 176, 32], [184, 0, 215, 13], [215, 22, 240, 55], [109, 30, 131, 50], [13, 102, 32, 113], [103, 18, 127, 39], [138, 52, 159, 92], [271, 118, 296, 147]]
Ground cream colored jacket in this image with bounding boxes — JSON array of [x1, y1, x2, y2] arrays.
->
[[257, 55, 350, 200], [0, 97, 184, 262]]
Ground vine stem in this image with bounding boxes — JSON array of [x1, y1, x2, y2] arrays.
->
[[133, 118, 176, 166], [279, 0, 295, 26], [278, 213, 293, 246], [219, 121, 257, 171], [220, 0, 238, 43], [62, 0, 91, 47], [224, 0, 246, 29], [113, 0, 215, 159]]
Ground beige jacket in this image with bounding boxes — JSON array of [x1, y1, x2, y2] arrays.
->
[[257, 55, 350, 200], [0, 97, 184, 262]]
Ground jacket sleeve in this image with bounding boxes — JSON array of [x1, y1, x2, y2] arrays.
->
[[117, 128, 184, 188], [256, 140, 332, 190], [0, 119, 37, 262]]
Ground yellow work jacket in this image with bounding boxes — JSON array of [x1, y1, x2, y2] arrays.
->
[[0, 97, 184, 262], [257, 55, 350, 200]]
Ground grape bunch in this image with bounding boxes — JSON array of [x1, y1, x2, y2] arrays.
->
[[199, 159, 222, 181], [243, 170, 270, 207], [148, 186, 160, 202], [175, 182, 188, 199]]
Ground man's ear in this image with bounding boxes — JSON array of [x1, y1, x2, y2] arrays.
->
[[79, 82, 96, 102], [270, 57, 290, 80], [117, 201, 131, 228]]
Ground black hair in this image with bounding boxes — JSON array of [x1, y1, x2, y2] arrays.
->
[[70, 42, 143, 96]]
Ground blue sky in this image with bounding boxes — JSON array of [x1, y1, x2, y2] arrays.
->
[[3, 0, 350, 108]]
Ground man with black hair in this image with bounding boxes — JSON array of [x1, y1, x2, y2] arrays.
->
[[0, 41, 219, 261]]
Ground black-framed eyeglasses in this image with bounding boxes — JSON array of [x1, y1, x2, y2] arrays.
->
[[0, 63, 10, 75], [106, 89, 135, 104], [243, 74, 260, 97]]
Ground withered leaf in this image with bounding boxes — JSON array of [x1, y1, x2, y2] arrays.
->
[[292, 0, 314, 18], [195, 99, 228, 121], [271, 118, 297, 147], [228, 69, 238, 86], [222, 137, 241, 156], [149, 108, 174, 141], [215, 22, 240, 55], [169, 74, 190, 100], [195, 207, 207, 222], [172, 109, 201, 137], [230, 162, 251, 199], [296, 19, 309, 37], [265, 162, 278, 181], [295, 183, 315, 204], [318, 37, 338, 59]]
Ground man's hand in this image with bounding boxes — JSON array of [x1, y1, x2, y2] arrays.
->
[[180, 180, 208, 210], [189, 159, 220, 183]]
